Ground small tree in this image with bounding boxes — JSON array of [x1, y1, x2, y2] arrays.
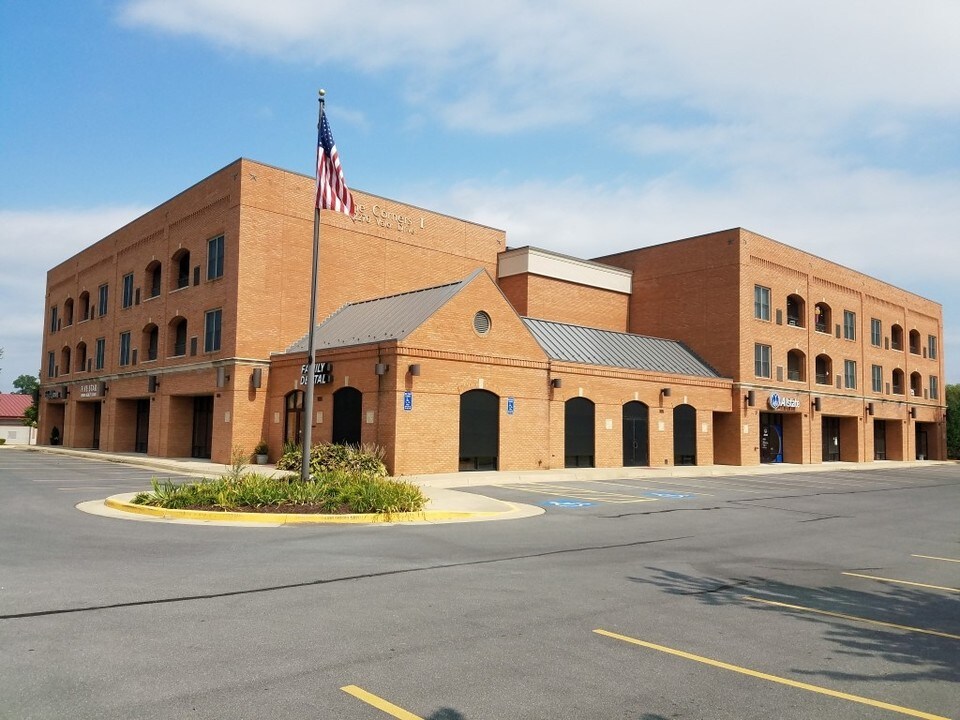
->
[[947, 384, 960, 459], [13, 374, 39, 395]]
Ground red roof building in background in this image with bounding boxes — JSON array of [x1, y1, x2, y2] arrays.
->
[[0, 393, 32, 422]]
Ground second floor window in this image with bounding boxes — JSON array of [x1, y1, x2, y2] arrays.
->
[[49, 305, 59, 333], [47, 351, 56, 378], [754, 285, 770, 321], [204, 309, 222, 352], [844, 359, 857, 389], [119, 331, 131, 366], [754, 343, 771, 378], [928, 335, 938, 360], [930, 376, 939, 400], [98, 284, 109, 317], [122, 273, 135, 309], [870, 318, 881, 347], [95, 338, 106, 370], [871, 364, 882, 393]]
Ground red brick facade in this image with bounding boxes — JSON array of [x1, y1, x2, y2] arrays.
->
[[38, 162, 947, 474]]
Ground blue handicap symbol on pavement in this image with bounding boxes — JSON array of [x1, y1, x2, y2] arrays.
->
[[642, 491, 694, 500], [542, 499, 596, 508]]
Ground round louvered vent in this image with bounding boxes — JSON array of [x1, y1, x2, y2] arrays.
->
[[473, 311, 491, 336]]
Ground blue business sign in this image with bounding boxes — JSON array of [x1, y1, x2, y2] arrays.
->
[[507, 397, 515, 415], [403, 391, 413, 411]]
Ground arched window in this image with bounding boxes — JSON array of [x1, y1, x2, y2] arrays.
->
[[169, 317, 187, 357], [459, 389, 499, 471], [815, 354, 832, 385], [78, 291, 90, 322], [910, 371, 923, 397], [142, 323, 159, 361], [909, 329, 921, 355], [60, 346, 71, 375], [622, 401, 649, 467], [172, 249, 191, 290], [786, 294, 805, 327], [332, 387, 363, 447], [814, 303, 832, 334], [565, 397, 595, 468], [63, 298, 74, 326], [891, 324, 903, 351], [892, 368, 905, 395], [146, 260, 162, 298], [787, 349, 806, 381], [673, 404, 697, 466], [76, 341, 87, 373], [284, 390, 304, 446]]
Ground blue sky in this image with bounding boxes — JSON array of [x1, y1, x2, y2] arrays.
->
[[2, 1, 958, 389]]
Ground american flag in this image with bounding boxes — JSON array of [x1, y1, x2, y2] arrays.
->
[[316, 108, 354, 215]]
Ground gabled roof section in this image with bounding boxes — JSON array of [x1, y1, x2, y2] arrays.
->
[[522, 318, 722, 378], [285, 270, 483, 353], [0, 393, 32, 420]]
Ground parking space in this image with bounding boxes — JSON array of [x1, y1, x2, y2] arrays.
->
[[3, 450, 958, 719]]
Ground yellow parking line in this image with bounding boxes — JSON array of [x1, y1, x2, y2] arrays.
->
[[593, 629, 950, 720], [742, 595, 960, 640], [341, 685, 422, 720], [912, 554, 960, 564], [842, 572, 959, 593], [583, 479, 713, 497], [499, 484, 656, 503]]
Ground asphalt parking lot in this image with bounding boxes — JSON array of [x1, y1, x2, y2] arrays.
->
[[1, 449, 957, 719]]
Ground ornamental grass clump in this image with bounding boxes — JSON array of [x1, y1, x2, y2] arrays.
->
[[131, 469, 425, 514], [275, 442, 388, 479]]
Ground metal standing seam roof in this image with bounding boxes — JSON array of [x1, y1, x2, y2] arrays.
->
[[522, 317, 722, 378], [284, 271, 481, 353], [0, 393, 33, 419]]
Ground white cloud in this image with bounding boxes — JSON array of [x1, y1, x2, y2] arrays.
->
[[118, 0, 960, 131], [0, 207, 146, 391]]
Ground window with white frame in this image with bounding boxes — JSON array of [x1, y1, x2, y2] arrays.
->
[[119, 331, 131, 366], [871, 364, 883, 393], [928, 335, 938, 360], [844, 359, 857, 389], [204, 309, 222, 353], [122, 273, 134, 309], [870, 318, 881, 347], [843, 310, 856, 341], [754, 343, 771, 378], [754, 285, 770, 321], [930, 375, 939, 400]]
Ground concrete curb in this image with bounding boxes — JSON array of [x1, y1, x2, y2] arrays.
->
[[100, 492, 543, 526]]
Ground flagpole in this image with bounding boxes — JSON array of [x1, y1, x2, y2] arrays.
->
[[300, 88, 325, 482]]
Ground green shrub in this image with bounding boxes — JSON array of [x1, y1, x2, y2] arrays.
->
[[131, 470, 425, 514], [275, 443, 387, 478], [0, 438, 6, 445]]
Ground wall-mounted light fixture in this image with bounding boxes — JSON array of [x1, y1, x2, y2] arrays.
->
[[408, 364, 421, 377], [813, 397, 822, 412], [550, 378, 563, 389], [251, 368, 262, 389], [216, 367, 228, 387], [375, 363, 388, 376], [909, 407, 917, 419], [660, 387, 672, 398], [746, 390, 756, 407], [148, 375, 159, 393], [867, 402, 874, 416]]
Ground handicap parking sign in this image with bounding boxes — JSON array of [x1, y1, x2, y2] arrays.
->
[[642, 491, 694, 500], [542, 499, 596, 508]]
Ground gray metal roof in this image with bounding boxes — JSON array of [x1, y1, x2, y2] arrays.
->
[[285, 271, 480, 353], [522, 318, 722, 378]]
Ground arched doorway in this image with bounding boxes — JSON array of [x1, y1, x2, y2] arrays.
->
[[332, 387, 362, 446], [673, 404, 697, 465], [565, 397, 595, 468], [459, 389, 499, 471], [622, 401, 649, 466], [284, 390, 304, 446]]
